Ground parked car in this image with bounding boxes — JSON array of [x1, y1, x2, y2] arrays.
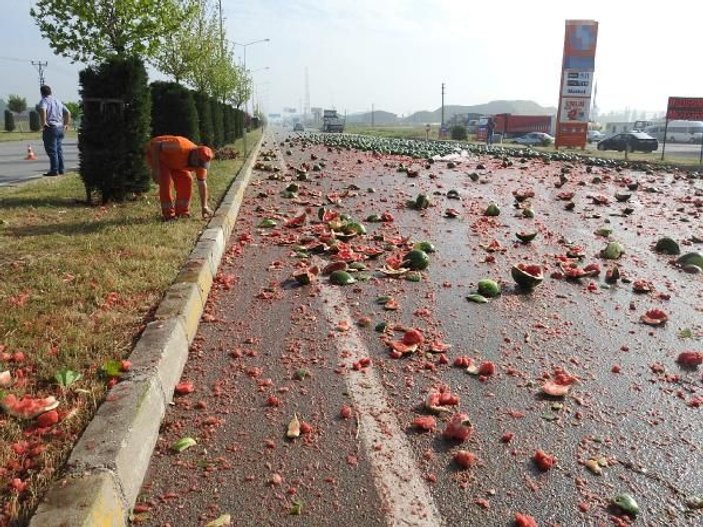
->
[[597, 132, 658, 153], [587, 130, 605, 142], [293, 122, 304, 131], [513, 132, 554, 146]]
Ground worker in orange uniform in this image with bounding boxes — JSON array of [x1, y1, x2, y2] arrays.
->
[[146, 135, 214, 220]]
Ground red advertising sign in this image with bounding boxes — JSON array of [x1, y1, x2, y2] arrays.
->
[[562, 21, 598, 71], [666, 97, 703, 120], [555, 20, 598, 149]]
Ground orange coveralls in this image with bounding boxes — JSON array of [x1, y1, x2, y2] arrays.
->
[[146, 135, 211, 219]]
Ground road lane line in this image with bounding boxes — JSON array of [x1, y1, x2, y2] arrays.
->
[[318, 284, 444, 527]]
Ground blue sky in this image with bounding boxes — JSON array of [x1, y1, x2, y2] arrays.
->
[[2, 1, 702, 117]]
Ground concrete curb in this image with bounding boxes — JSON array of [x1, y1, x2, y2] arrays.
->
[[28, 134, 265, 527]]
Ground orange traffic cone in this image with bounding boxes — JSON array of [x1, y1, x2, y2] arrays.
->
[[25, 145, 37, 160]]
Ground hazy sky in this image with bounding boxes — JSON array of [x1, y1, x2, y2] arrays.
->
[[2, 1, 701, 117]]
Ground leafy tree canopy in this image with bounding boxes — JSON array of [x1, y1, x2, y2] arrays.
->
[[152, 0, 212, 84], [64, 101, 82, 121], [30, 0, 194, 63], [7, 94, 27, 113]]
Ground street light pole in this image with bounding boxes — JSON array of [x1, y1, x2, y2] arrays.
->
[[233, 38, 270, 157]]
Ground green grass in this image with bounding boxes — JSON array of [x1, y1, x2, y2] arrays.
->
[[345, 124, 439, 141], [0, 130, 79, 143], [0, 129, 261, 525]]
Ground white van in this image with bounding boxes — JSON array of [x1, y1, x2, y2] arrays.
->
[[644, 121, 703, 143]]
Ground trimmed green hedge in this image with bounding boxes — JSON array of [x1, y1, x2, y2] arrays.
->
[[150, 81, 199, 142], [4, 110, 15, 132], [194, 91, 214, 147], [29, 110, 41, 132], [79, 57, 151, 203], [211, 99, 224, 147]]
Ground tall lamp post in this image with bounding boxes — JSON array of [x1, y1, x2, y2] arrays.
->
[[250, 69, 270, 125], [233, 39, 270, 156]]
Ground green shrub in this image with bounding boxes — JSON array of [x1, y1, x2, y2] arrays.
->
[[79, 56, 151, 203], [234, 108, 244, 139], [211, 98, 224, 147], [222, 103, 232, 145], [29, 110, 41, 132], [4, 109, 15, 132], [150, 81, 199, 142], [451, 125, 468, 141], [194, 91, 214, 147]]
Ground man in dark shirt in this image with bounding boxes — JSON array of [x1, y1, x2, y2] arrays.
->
[[37, 85, 71, 177]]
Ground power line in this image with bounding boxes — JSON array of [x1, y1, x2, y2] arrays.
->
[[0, 55, 32, 63]]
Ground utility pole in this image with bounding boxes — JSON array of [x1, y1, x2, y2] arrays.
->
[[31, 60, 48, 87], [441, 82, 445, 129], [371, 103, 374, 127], [304, 67, 310, 125], [217, 0, 224, 53]]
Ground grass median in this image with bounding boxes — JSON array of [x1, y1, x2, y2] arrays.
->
[[0, 129, 261, 525]]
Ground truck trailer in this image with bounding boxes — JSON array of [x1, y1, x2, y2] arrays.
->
[[321, 109, 345, 133]]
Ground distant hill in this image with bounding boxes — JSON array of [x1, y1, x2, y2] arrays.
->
[[346, 110, 399, 125], [343, 100, 557, 127], [347, 101, 557, 126], [403, 100, 557, 124]]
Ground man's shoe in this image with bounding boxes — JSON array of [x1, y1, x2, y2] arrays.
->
[[43, 172, 59, 177]]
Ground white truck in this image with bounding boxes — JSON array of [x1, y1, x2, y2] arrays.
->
[[321, 109, 345, 133]]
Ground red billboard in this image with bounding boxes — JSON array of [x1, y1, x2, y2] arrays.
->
[[666, 97, 703, 120]]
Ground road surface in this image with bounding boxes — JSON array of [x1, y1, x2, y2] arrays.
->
[[0, 138, 79, 186], [134, 128, 703, 527]]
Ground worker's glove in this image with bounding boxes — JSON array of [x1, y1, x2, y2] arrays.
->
[[202, 206, 213, 219]]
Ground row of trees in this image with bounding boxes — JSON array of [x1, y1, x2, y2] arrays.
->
[[31, 0, 252, 109], [2, 95, 81, 132], [30, 0, 255, 203], [4, 109, 41, 132]]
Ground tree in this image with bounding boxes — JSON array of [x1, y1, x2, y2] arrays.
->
[[7, 95, 27, 114], [30, 0, 192, 63], [184, 1, 222, 94], [64, 102, 82, 124], [214, 51, 250, 108], [151, 0, 211, 84]]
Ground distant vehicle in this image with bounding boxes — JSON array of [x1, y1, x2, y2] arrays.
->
[[587, 130, 605, 142], [644, 120, 703, 143], [293, 122, 304, 131], [477, 114, 552, 142], [513, 132, 554, 146], [597, 132, 658, 153], [632, 120, 654, 132], [321, 109, 345, 133]]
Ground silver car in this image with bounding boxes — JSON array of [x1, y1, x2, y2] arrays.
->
[[514, 132, 554, 146]]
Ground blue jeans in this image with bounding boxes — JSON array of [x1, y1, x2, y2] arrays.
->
[[42, 125, 65, 174]]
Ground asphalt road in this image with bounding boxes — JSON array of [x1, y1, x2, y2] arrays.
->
[[0, 138, 79, 186], [582, 141, 703, 161], [135, 128, 703, 527]]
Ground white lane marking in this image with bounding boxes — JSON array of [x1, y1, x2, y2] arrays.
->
[[318, 284, 445, 527]]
